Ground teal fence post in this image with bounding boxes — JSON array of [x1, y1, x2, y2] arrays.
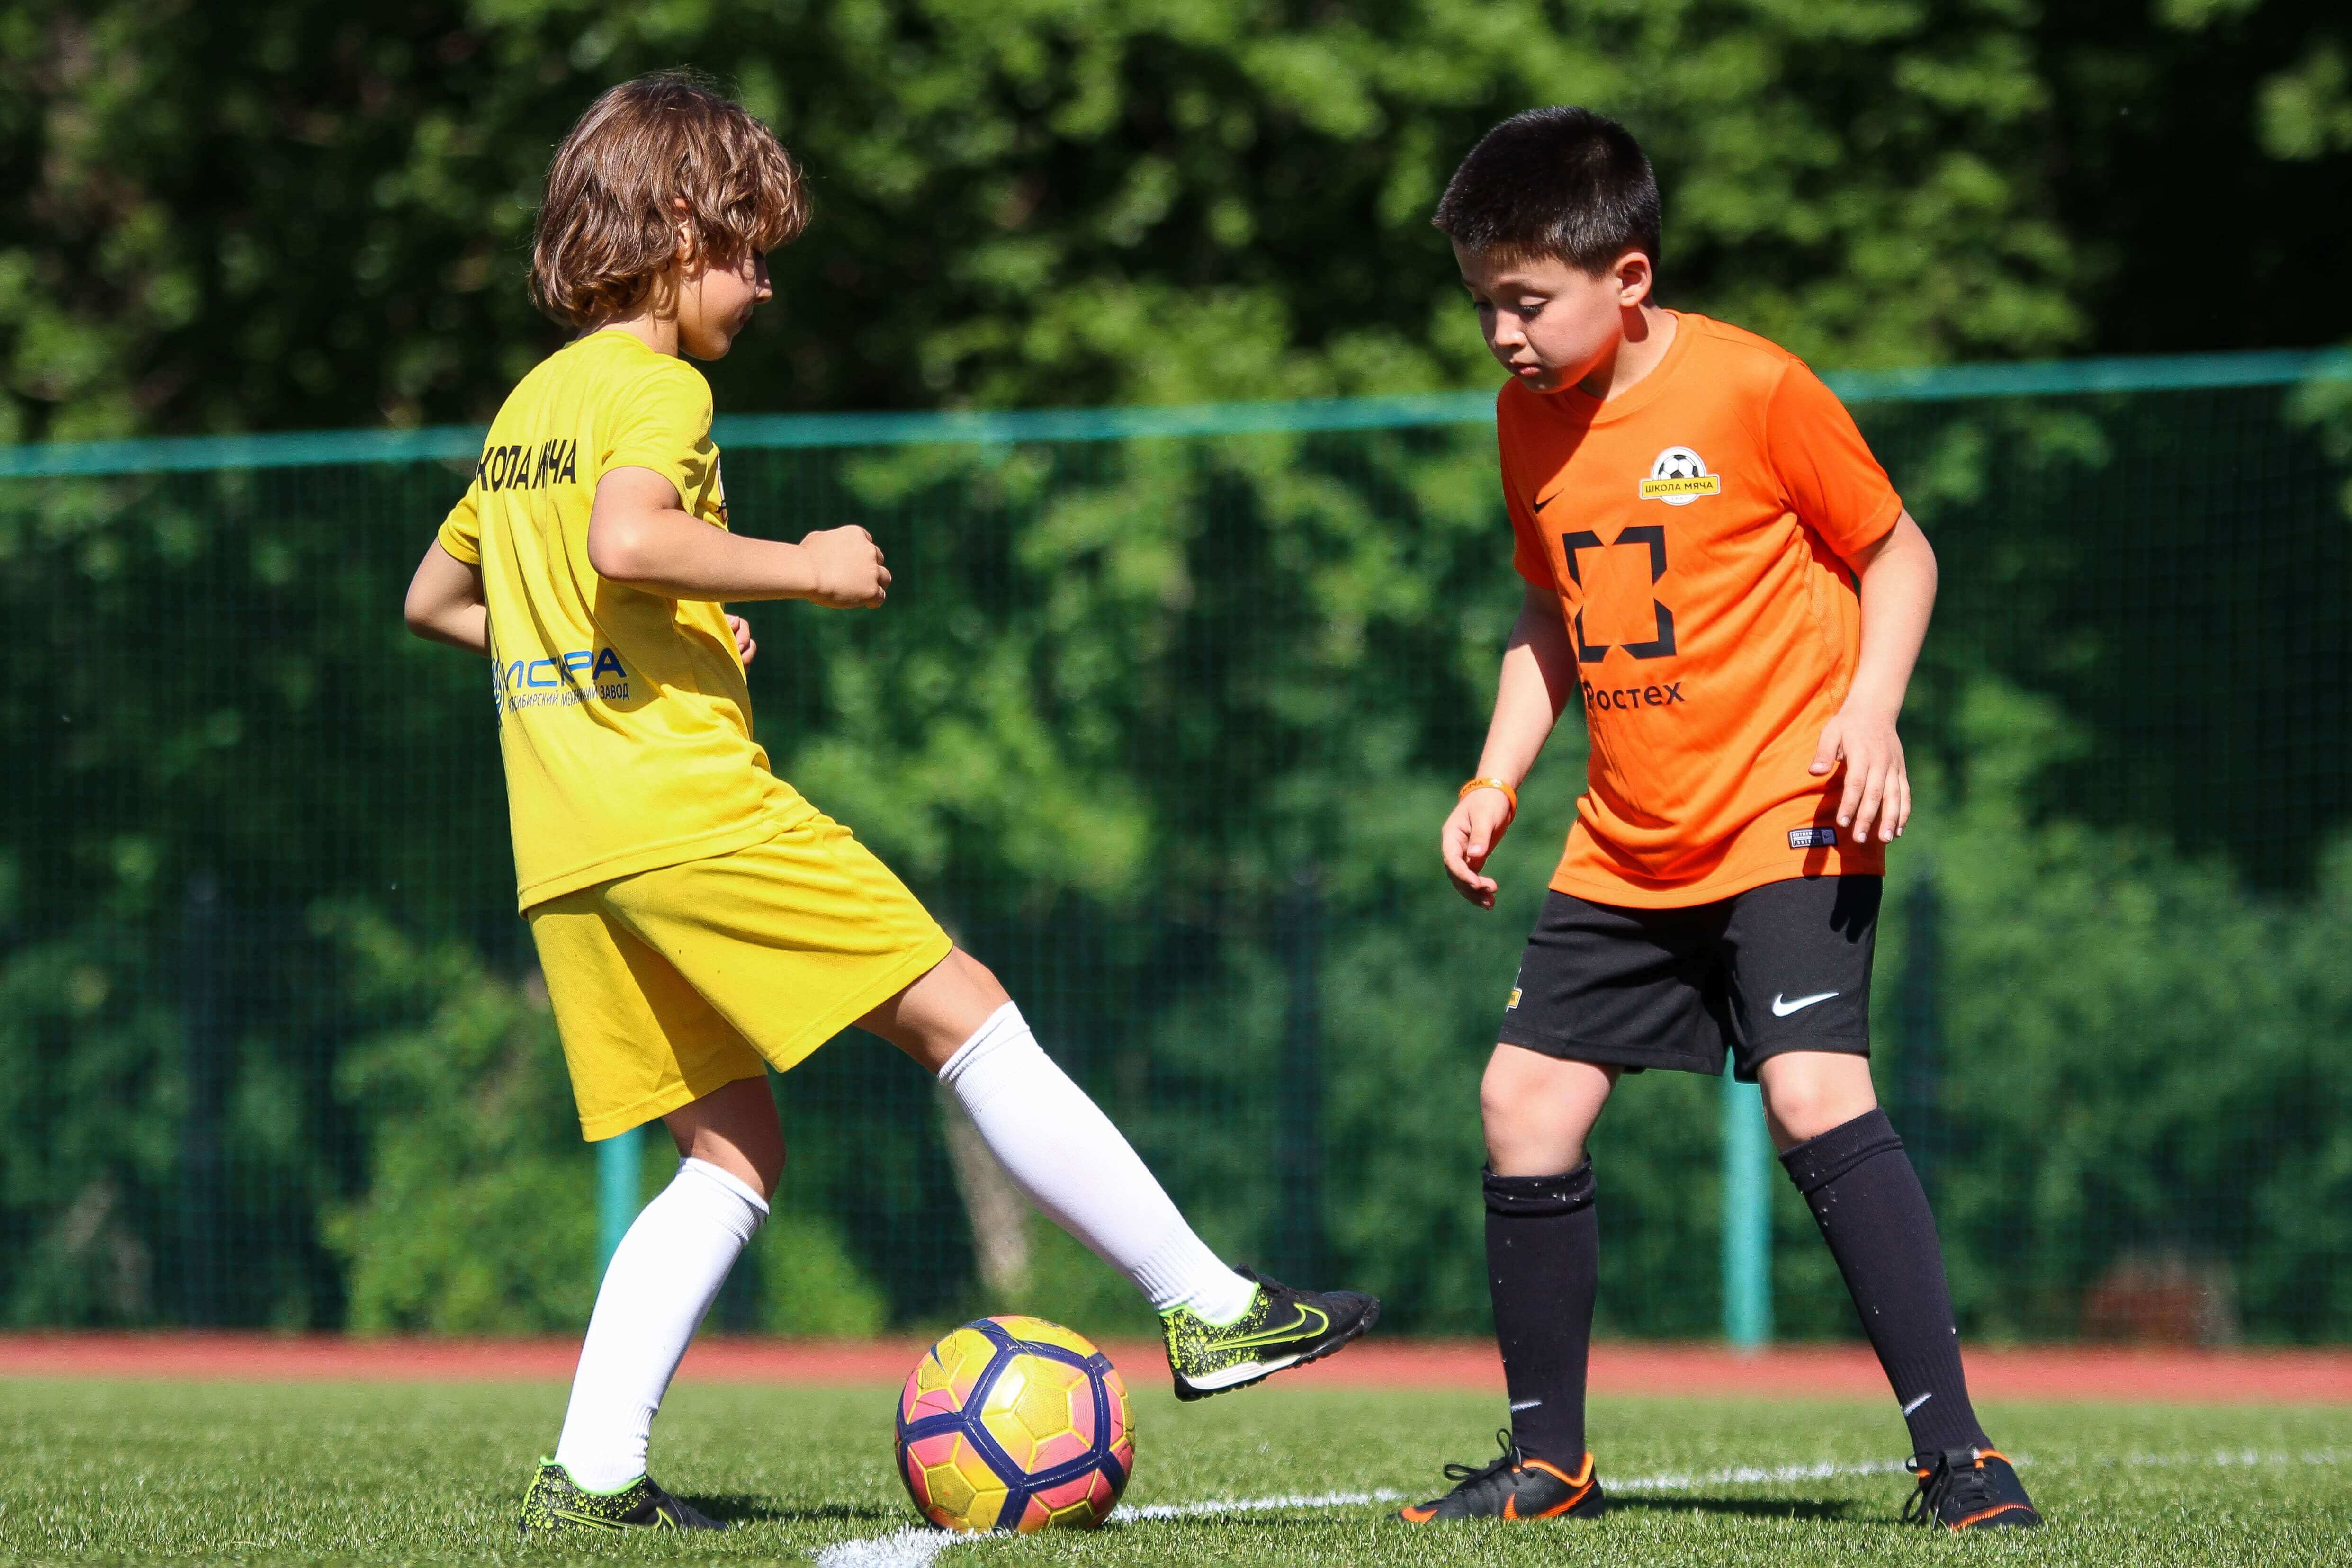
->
[[596, 1125, 644, 1277], [1721, 1074, 1773, 1349]]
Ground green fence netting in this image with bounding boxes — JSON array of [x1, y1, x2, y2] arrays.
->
[[4, 351, 2350, 1345]]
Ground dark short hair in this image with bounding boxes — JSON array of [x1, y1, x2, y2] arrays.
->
[[531, 71, 810, 330], [1432, 108, 1661, 278]]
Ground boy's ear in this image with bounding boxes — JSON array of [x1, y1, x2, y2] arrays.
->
[[1613, 250, 1654, 308]]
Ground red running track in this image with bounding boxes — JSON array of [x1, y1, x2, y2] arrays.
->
[[3, 1335, 2347, 1403]]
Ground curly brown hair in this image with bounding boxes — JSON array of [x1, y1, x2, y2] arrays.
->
[[529, 71, 810, 330]]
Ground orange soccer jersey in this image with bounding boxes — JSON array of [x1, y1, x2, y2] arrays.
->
[[1499, 312, 1903, 907]]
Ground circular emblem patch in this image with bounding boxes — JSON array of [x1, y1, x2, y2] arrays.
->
[[1640, 447, 1718, 507]]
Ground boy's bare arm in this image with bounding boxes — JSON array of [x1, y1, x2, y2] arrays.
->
[[404, 541, 490, 655], [1442, 582, 1581, 909], [585, 467, 889, 605], [1811, 508, 1937, 845]]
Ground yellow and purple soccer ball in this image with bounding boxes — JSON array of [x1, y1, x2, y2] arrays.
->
[[895, 1315, 1134, 1533]]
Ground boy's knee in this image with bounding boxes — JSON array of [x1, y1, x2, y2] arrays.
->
[[1478, 1058, 1539, 1138], [1759, 1055, 1876, 1148], [1480, 1048, 1607, 1175]]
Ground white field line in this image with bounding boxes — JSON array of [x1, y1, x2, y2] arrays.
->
[[2105, 1447, 2344, 1470], [810, 1489, 1404, 1568], [811, 1448, 2348, 1564], [1612, 1456, 1912, 1491], [1114, 1488, 1407, 1521]]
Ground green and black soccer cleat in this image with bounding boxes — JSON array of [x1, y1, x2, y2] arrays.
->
[[516, 1459, 728, 1535], [1903, 1447, 2040, 1531], [1398, 1429, 1605, 1523], [1161, 1265, 1380, 1400]]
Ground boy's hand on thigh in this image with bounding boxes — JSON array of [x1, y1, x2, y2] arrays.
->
[[726, 613, 756, 665], [1810, 704, 1910, 845], [1443, 790, 1516, 909]]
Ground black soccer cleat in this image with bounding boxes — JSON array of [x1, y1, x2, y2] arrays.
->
[[1903, 1446, 2040, 1531], [1160, 1265, 1380, 1401], [1398, 1429, 1605, 1523], [515, 1459, 729, 1535]]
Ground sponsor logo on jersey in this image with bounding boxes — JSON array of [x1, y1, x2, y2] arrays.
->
[[1787, 826, 1838, 849], [1639, 445, 1720, 505], [494, 647, 629, 712], [1583, 679, 1687, 711], [476, 439, 579, 493]]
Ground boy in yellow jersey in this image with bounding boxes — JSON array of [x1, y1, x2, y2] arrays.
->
[[403, 72, 1375, 1535]]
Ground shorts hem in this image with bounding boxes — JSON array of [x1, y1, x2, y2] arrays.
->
[[577, 1065, 768, 1143], [1743, 1032, 1870, 1061], [745, 928, 956, 1076], [1496, 1023, 1724, 1077]]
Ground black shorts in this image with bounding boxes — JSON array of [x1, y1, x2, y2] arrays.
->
[[1497, 876, 1879, 1082]]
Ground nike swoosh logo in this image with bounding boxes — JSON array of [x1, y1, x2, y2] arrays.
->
[[1532, 492, 1557, 512], [1218, 1302, 1329, 1351], [1771, 990, 1839, 1017], [548, 1509, 626, 1532]]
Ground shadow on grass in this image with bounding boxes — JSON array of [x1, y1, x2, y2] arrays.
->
[[678, 1496, 900, 1526], [1608, 1495, 1861, 1523]]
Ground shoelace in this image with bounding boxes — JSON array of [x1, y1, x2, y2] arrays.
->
[[1230, 1265, 1297, 1318], [1439, 1429, 1526, 1502], [1902, 1449, 1995, 1525]]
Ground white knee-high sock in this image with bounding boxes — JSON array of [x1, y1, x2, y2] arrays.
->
[[938, 1002, 1256, 1323], [552, 1156, 767, 1489]]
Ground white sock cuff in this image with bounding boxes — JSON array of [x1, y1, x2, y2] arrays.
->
[[677, 1157, 770, 1240], [936, 1001, 1032, 1091], [1132, 1229, 1250, 1320]]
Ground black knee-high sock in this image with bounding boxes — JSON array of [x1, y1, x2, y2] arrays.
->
[[1781, 1109, 1989, 1455], [1485, 1162, 1597, 1466]]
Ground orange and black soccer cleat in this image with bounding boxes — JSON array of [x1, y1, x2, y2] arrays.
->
[[1398, 1430, 1604, 1523], [1903, 1447, 2040, 1530]]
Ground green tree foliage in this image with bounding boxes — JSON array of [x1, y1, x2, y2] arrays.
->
[[5, 2, 2346, 444], [3, 0, 2351, 1340], [2045, 0, 2352, 355], [7, 371, 2346, 1337], [0, 0, 2097, 445]]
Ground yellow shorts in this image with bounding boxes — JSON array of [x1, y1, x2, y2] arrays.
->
[[527, 811, 953, 1140]]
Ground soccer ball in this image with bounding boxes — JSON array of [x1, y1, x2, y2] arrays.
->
[[895, 1315, 1134, 1533]]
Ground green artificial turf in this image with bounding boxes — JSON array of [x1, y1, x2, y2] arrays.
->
[[1, 1378, 2345, 1566]]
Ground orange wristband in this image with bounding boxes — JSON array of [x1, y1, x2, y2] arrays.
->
[[1458, 777, 1518, 821]]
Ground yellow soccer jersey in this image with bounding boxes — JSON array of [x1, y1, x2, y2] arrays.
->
[[437, 330, 806, 909]]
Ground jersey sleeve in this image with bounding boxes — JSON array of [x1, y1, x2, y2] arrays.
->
[[436, 483, 482, 565], [1763, 359, 1903, 561], [601, 358, 718, 513]]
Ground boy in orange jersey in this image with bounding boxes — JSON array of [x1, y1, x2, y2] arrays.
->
[[403, 72, 1374, 1535], [1396, 109, 2037, 1532]]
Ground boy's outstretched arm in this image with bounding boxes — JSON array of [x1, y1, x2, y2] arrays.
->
[[1442, 582, 1581, 909], [585, 467, 889, 606], [404, 541, 489, 655], [1811, 509, 1937, 845]]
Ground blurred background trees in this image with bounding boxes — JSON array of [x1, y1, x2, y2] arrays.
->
[[2, 2, 2349, 1342], [1, 0, 2346, 445]]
